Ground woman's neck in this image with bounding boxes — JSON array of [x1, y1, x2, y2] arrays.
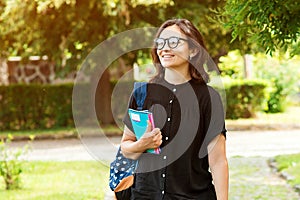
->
[[164, 68, 191, 85]]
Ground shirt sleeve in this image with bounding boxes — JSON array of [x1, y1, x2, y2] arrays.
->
[[199, 87, 227, 158]]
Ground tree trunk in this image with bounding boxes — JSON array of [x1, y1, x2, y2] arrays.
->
[[212, 48, 228, 73], [243, 54, 253, 79], [95, 68, 115, 125]]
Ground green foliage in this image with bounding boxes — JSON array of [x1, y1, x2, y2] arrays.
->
[[266, 79, 286, 113], [0, 0, 236, 77], [0, 0, 111, 73], [220, 0, 300, 55], [0, 135, 30, 190], [253, 53, 300, 113], [274, 153, 300, 172], [0, 0, 166, 71], [274, 153, 300, 189], [168, 0, 232, 57], [223, 79, 267, 119], [0, 84, 90, 131], [219, 50, 300, 114], [218, 50, 245, 79]]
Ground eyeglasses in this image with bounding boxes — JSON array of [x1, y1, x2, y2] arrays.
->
[[154, 36, 188, 50]]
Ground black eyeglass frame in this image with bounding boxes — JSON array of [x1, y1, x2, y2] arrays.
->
[[154, 36, 189, 50]]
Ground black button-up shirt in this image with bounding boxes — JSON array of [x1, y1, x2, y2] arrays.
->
[[123, 78, 226, 200]]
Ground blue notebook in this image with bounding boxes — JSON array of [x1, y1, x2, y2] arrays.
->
[[128, 109, 161, 154]]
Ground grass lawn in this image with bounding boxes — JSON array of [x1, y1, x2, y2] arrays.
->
[[229, 157, 300, 200], [273, 153, 300, 189], [0, 161, 109, 200]]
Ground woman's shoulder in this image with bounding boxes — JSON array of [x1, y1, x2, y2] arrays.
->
[[191, 81, 223, 100], [146, 81, 172, 100]]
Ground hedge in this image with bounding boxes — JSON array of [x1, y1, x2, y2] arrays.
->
[[0, 80, 267, 130], [0, 84, 88, 131], [222, 79, 268, 119]]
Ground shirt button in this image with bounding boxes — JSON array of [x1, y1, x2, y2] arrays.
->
[[163, 156, 167, 160], [165, 137, 169, 141], [162, 174, 166, 178], [172, 88, 176, 92], [169, 99, 173, 103], [167, 117, 171, 121], [162, 190, 165, 194]]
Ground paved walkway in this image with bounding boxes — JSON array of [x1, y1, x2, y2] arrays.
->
[[226, 129, 300, 157], [11, 129, 300, 160], [10, 129, 300, 199]]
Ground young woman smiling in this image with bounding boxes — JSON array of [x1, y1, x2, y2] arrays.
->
[[121, 18, 228, 200]]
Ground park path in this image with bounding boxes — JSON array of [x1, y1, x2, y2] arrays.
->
[[10, 129, 300, 160], [10, 129, 300, 199]]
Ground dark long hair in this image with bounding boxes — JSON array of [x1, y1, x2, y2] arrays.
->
[[150, 19, 210, 84]]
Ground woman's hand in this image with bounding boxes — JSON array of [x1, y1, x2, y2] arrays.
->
[[121, 122, 162, 160], [139, 121, 162, 150]]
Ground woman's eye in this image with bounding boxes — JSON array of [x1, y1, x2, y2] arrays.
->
[[168, 38, 179, 48]]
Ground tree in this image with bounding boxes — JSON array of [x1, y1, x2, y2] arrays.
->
[[0, 0, 244, 124], [220, 0, 300, 56], [0, 0, 239, 71], [127, 0, 241, 62]]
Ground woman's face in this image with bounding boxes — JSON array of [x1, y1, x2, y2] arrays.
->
[[156, 25, 190, 70]]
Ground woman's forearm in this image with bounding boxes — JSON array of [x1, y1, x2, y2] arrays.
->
[[211, 159, 229, 200], [120, 125, 162, 160], [120, 140, 144, 160], [208, 134, 228, 200]]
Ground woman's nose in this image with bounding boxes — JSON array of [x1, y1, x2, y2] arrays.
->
[[161, 42, 171, 50]]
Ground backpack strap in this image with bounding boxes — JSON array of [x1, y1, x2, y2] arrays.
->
[[133, 82, 147, 110]]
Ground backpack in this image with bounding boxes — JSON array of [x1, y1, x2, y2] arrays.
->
[[109, 82, 147, 200]]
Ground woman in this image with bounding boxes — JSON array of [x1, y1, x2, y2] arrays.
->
[[121, 18, 228, 200]]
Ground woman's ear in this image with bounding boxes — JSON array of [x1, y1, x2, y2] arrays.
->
[[189, 48, 199, 59]]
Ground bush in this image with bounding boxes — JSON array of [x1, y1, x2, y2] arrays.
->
[[223, 79, 267, 119], [0, 80, 268, 130], [265, 78, 287, 113], [252, 53, 300, 113], [0, 83, 89, 131], [0, 135, 30, 190]]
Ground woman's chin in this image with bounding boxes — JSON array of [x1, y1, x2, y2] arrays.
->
[[161, 64, 174, 69]]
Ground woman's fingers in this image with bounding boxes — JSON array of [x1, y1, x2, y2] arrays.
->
[[141, 126, 162, 148], [145, 120, 152, 132], [151, 128, 160, 135]]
